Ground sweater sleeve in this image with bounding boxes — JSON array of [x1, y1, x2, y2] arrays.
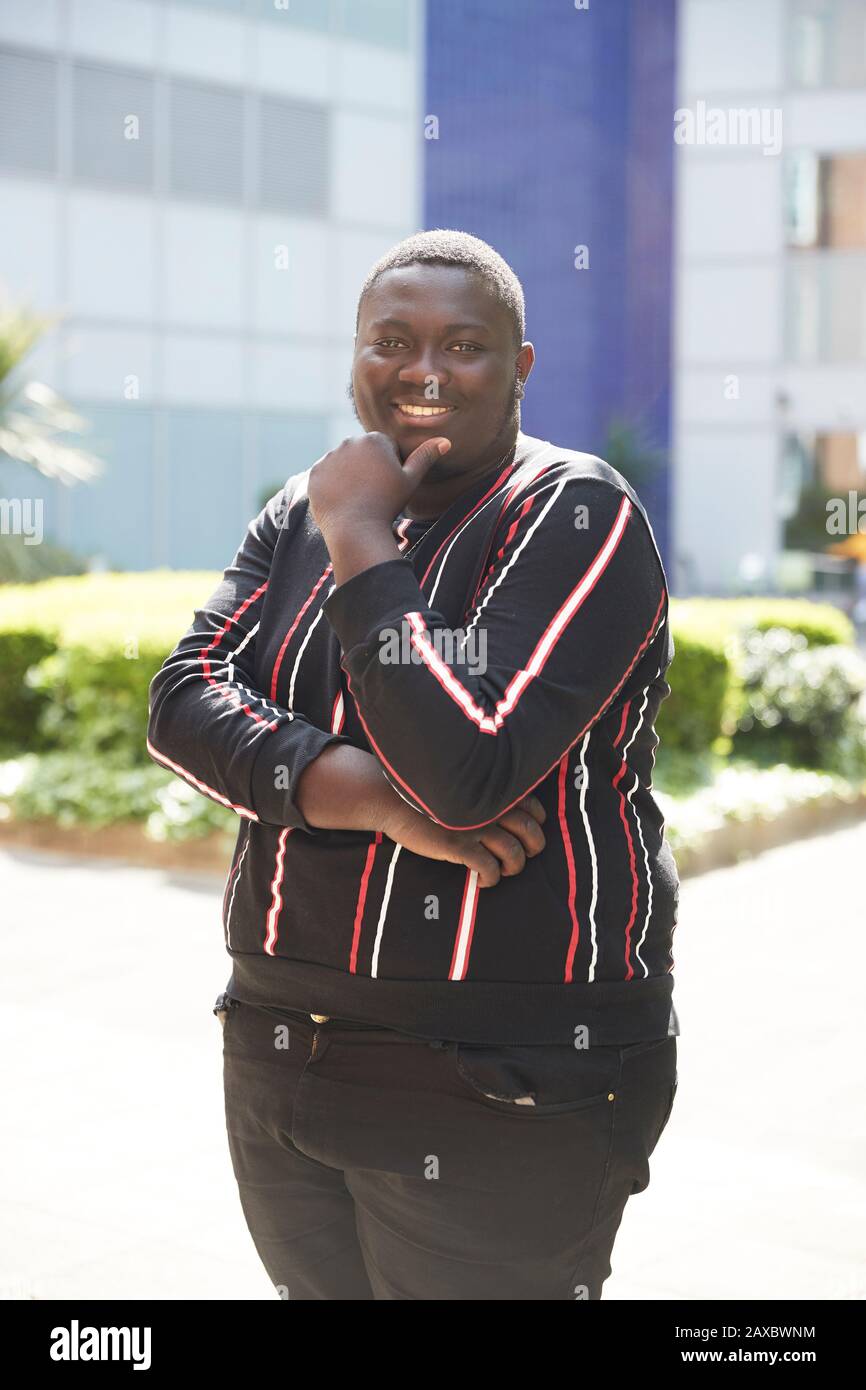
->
[[146, 484, 353, 831], [321, 472, 668, 830]]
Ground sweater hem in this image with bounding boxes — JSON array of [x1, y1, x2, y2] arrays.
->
[[225, 951, 677, 1045]]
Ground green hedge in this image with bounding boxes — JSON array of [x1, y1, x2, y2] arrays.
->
[[670, 597, 854, 648], [654, 624, 731, 755], [0, 571, 219, 758], [0, 573, 860, 792], [657, 597, 856, 756], [0, 626, 58, 753]]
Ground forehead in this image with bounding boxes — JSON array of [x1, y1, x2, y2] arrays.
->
[[360, 263, 512, 336]]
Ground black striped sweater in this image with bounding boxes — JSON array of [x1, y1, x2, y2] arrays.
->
[[147, 431, 680, 1044]]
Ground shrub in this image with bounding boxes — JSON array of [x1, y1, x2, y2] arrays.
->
[[671, 597, 853, 648], [0, 626, 58, 754], [0, 570, 219, 761], [4, 750, 172, 829], [147, 778, 236, 843], [0, 533, 86, 584], [732, 627, 866, 776], [27, 640, 172, 761], [655, 623, 732, 755], [661, 597, 856, 759], [0, 574, 862, 834]]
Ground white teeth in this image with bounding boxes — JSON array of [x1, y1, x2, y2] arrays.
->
[[396, 404, 453, 416]]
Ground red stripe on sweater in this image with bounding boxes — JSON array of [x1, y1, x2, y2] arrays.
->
[[146, 737, 258, 820], [349, 833, 381, 973], [406, 495, 634, 735], [269, 563, 333, 702], [558, 752, 581, 982], [342, 587, 666, 831], [199, 581, 268, 677], [468, 493, 537, 615], [419, 461, 518, 588], [613, 701, 632, 749]]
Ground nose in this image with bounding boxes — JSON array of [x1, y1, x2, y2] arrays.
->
[[397, 347, 451, 393]]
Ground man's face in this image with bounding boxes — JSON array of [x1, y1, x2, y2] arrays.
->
[[350, 263, 533, 477]]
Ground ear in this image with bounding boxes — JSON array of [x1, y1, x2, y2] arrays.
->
[[516, 341, 535, 383]]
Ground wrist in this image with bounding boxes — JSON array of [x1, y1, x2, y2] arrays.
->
[[321, 515, 401, 587]]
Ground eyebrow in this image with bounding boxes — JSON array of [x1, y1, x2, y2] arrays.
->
[[367, 318, 491, 334]]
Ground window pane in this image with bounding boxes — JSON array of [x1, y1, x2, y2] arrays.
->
[[786, 255, 866, 362], [0, 48, 56, 175], [250, 0, 333, 31], [72, 62, 155, 190], [257, 95, 329, 215], [168, 78, 244, 205], [336, 0, 411, 50], [786, 153, 866, 250], [788, 0, 866, 88], [163, 408, 245, 570]]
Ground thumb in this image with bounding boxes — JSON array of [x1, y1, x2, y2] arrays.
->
[[401, 435, 451, 488]]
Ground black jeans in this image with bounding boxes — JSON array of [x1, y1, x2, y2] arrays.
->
[[216, 994, 678, 1301]]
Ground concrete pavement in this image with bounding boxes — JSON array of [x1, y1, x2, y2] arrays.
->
[[1, 822, 864, 1300]]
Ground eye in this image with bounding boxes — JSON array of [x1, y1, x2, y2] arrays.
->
[[449, 343, 483, 353], [373, 337, 407, 350]]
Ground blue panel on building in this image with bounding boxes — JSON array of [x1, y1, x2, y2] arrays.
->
[[423, 0, 675, 564]]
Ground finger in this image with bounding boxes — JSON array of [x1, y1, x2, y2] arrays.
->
[[400, 436, 451, 490], [477, 827, 527, 877], [460, 843, 501, 889], [495, 808, 546, 856], [518, 793, 547, 825]]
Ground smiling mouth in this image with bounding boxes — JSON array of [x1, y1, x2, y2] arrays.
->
[[392, 402, 457, 422]]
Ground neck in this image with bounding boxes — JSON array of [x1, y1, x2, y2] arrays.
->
[[403, 428, 522, 522]]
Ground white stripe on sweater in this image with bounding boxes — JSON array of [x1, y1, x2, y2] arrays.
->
[[449, 869, 480, 980], [226, 621, 259, 683], [408, 494, 633, 735], [629, 771, 653, 979], [370, 843, 403, 978], [263, 827, 290, 954], [288, 597, 331, 711], [426, 447, 561, 608], [460, 478, 567, 648], [225, 825, 250, 950], [577, 730, 599, 982]]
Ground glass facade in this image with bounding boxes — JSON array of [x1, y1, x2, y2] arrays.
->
[[788, 0, 866, 89], [0, 0, 421, 572]]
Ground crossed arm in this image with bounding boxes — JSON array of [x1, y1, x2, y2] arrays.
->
[[148, 443, 666, 854], [146, 480, 546, 885]]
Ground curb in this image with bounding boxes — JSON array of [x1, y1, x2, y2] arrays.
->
[[0, 818, 234, 876], [2, 791, 865, 881], [670, 791, 866, 877]]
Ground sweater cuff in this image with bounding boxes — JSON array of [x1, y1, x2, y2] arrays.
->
[[249, 723, 353, 832], [321, 557, 427, 654]]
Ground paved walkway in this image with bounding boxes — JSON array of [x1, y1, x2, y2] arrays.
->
[[1, 822, 864, 1300]]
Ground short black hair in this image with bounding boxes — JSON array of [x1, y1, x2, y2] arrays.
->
[[355, 229, 526, 350]]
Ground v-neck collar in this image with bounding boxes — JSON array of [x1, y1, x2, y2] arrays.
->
[[391, 430, 547, 541]]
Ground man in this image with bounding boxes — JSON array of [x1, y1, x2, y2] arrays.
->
[[147, 229, 679, 1301]]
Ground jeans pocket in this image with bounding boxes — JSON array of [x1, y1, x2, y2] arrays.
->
[[453, 1041, 621, 1118]]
